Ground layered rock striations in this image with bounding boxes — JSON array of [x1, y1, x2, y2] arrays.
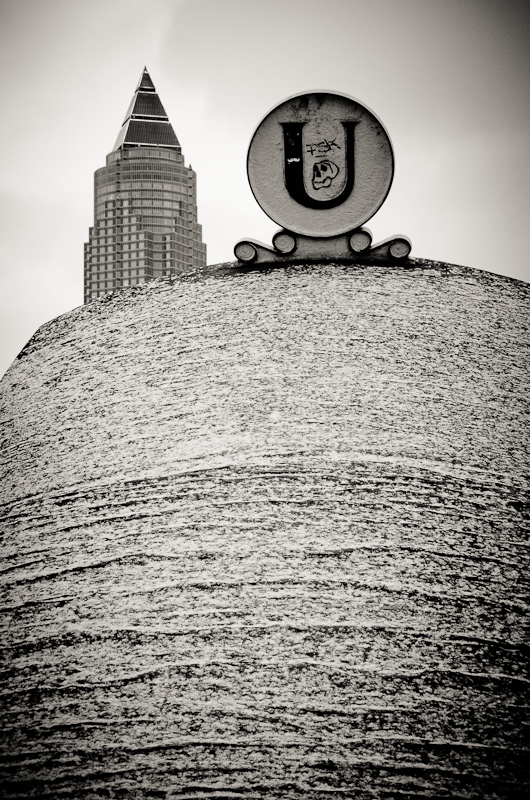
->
[[0, 260, 529, 798]]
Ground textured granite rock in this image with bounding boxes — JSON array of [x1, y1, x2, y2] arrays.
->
[[0, 259, 528, 799]]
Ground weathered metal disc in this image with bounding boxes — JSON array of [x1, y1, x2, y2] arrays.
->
[[247, 91, 394, 237]]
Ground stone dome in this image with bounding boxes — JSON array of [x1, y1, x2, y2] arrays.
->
[[0, 260, 528, 798]]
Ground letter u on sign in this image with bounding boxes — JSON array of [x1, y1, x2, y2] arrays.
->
[[281, 121, 357, 210]]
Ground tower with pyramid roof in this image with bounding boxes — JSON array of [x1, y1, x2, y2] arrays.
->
[[84, 68, 207, 303]]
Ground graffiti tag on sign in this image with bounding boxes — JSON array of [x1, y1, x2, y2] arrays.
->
[[305, 138, 341, 156], [312, 160, 339, 190]]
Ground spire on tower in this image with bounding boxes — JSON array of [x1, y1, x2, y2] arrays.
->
[[136, 66, 156, 92], [113, 68, 180, 152]]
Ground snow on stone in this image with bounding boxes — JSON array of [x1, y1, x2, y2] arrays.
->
[[0, 260, 528, 797]]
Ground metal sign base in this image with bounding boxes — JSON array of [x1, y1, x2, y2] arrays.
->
[[234, 228, 412, 266]]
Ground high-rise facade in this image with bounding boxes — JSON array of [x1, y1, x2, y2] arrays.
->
[[84, 68, 206, 303]]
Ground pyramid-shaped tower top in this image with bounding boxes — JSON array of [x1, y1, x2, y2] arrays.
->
[[137, 67, 156, 92], [112, 68, 181, 152]]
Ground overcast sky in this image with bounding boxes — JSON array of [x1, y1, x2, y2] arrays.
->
[[1, 0, 529, 377]]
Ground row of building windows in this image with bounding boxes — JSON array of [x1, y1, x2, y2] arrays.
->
[[95, 209, 192, 222], [96, 186, 191, 199], [105, 215, 194, 224], [95, 220, 193, 231], [96, 171, 192, 184], [90, 268, 149, 280], [89, 253, 188, 272], [117, 169, 191, 178], [115, 171, 192, 181], [97, 202, 184, 214], [96, 199, 185, 213], [95, 222, 183, 235], [90, 239, 194, 252], [97, 191, 190, 202], [89, 230, 194, 243], [89, 233, 143, 246], [90, 247, 194, 259], [96, 179, 193, 192], [95, 224, 139, 233], [96, 160, 191, 176], [99, 200, 193, 211], [89, 252, 195, 270], [116, 159, 190, 169], [96, 251, 197, 270], [90, 244, 193, 258], [96, 207, 185, 219], [89, 264, 151, 275], [107, 149, 183, 164], [95, 219, 191, 233], [91, 245, 195, 264], [90, 267, 182, 280], [90, 254, 146, 263], [97, 222, 134, 231]]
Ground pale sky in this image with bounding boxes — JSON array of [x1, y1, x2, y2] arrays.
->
[[1, 0, 529, 377]]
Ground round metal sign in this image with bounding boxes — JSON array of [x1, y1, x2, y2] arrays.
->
[[247, 91, 394, 238]]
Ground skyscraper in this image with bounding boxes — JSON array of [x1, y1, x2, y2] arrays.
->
[[83, 68, 206, 303]]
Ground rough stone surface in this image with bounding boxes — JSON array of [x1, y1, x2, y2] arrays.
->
[[0, 260, 529, 799]]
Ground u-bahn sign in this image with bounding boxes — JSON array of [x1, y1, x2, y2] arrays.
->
[[235, 91, 411, 264], [248, 91, 394, 238]]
